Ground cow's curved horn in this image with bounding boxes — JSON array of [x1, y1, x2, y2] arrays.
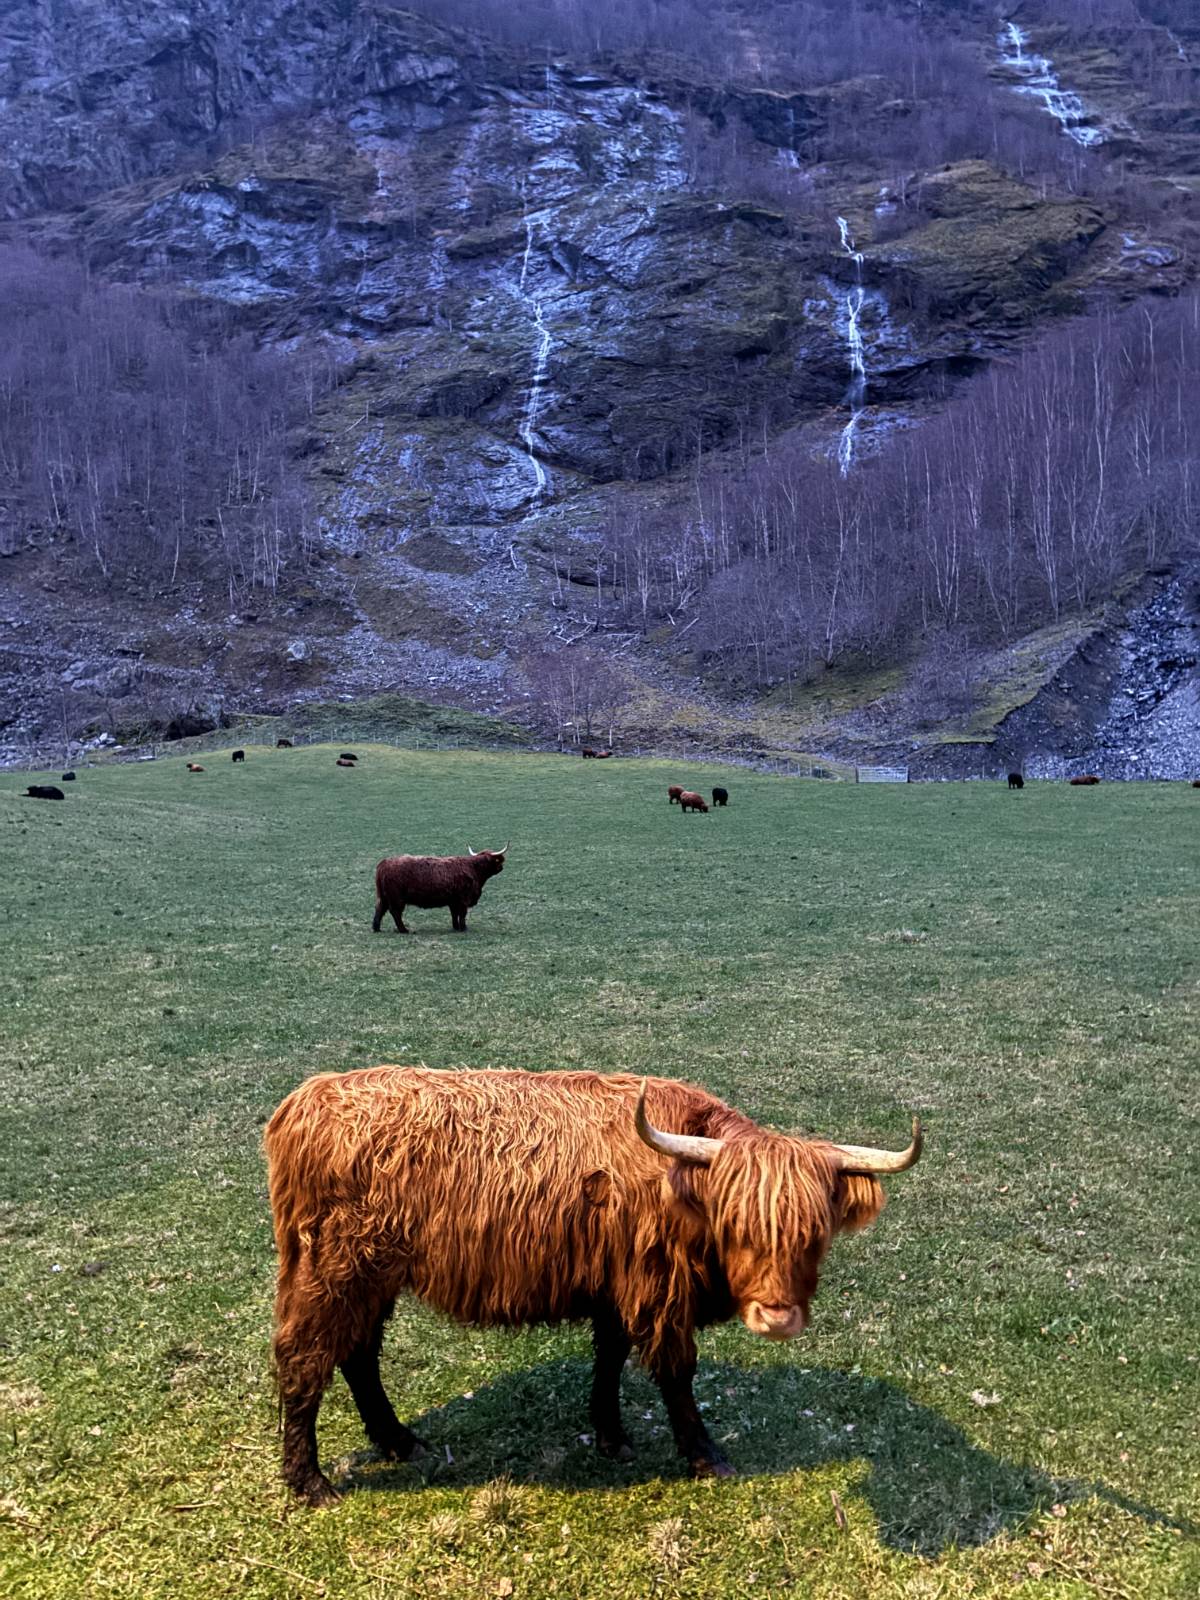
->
[[496, 841, 510, 856], [468, 846, 479, 856], [829, 1117, 923, 1175], [634, 1078, 724, 1166]]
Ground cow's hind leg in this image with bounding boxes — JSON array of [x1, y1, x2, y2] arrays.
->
[[372, 897, 385, 933], [391, 903, 409, 933], [648, 1335, 732, 1479], [340, 1304, 427, 1464], [590, 1306, 634, 1461], [274, 1308, 343, 1507]]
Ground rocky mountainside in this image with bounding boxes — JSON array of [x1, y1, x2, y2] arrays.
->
[[1, 2, 1198, 768]]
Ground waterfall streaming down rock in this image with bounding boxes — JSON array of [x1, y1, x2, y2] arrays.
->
[[997, 21, 1105, 147], [520, 300, 552, 499], [836, 216, 867, 476], [519, 210, 535, 293], [515, 203, 553, 500]]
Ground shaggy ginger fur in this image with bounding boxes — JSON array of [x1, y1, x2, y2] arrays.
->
[[265, 1067, 888, 1505]]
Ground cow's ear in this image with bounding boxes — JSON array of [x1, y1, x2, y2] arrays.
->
[[664, 1161, 707, 1226], [834, 1173, 885, 1234]]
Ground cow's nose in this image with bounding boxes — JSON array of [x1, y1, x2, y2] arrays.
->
[[744, 1302, 807, 1339]]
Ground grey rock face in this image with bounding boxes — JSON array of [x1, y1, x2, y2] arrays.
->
[[0, 2, 489, 220], [0, 2, 1165, 766]]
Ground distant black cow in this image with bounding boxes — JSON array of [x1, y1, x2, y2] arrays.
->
[[277, 739, 293, 748], [339, 752, 358, 762], [581, 748, 598, 759], [712, 786, 729, 806], [1007, 773, 1024, 790], [25, 785, 64, 801], [232, 750, 246, 763], [61, 771, 76, 782]]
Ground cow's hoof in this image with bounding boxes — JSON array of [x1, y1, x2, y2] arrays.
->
[[293, 1473, 341, 1508], [381, 1433, 429, 1463], [690, 1455, 735, 1480], [597, 1433, 635, 1462]]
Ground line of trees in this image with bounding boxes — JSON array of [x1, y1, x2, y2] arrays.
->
[[517, 643, 630, 747], [593, 294, 1200, 686], [0, 246, 334, 592]]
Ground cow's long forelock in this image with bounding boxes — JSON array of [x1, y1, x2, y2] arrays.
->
[[706, 1136, 840, 1259]]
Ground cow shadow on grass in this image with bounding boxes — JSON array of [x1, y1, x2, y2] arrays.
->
[[334, 1359, 1188, 1557]]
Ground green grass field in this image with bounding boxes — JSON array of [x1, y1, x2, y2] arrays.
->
[[1, 746, 1196, 1599]]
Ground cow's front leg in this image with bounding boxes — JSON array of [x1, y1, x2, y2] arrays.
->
[[649, 1338, 733, 1479], [590, 1306, 634, 1461]]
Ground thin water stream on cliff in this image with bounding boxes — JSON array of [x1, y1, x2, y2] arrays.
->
[[518, 209, 552, 498], [997, 21, 1105, 147], [836, 216, 867, 475]]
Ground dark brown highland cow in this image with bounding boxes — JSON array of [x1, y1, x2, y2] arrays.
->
[[667, 784, 684, 804], [1069, 774, 1101, 786], [266, 1067, 921, 1505], [372, 846, 508, 934]]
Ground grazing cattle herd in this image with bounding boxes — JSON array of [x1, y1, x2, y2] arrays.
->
[[266, 1066, 921, 1505]]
